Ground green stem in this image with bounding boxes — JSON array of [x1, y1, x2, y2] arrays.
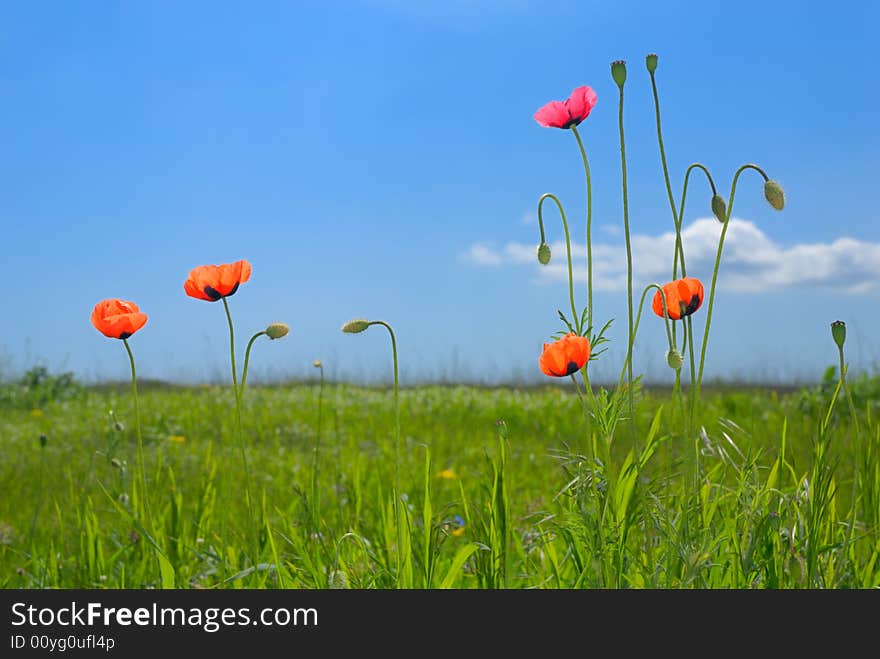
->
[[570, 125, 593, 325], [537, 193, 579, 331], [674, 164, 717, 279], [311, 364, 325, 529], [222, 297, 254, 548], [240, 331, 267, 397], [369, 321, 400, 492], [617, 285, 675, 391], [123, 338, 149, 525], [616, 84, 635, 437], [686, 315, 697, 432], [838, 346, 861, 437], [695, 164, 769, 406]]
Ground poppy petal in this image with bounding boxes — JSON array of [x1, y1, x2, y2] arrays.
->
[[564, 86, 597, 124], [534, 100, 571, 128]]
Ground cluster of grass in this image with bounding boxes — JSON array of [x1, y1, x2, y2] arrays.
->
[[1, 368, 877, 588]]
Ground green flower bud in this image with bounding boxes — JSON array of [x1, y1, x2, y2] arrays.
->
[[265, 322, 290, 340], [666, 349, 683, 370], [711, 194, 727, 223], [38, 434, 48, 448], [645, 53, 658, 73], [342, 319, 370, 334], [611, 60, 627, 87], [831, 320, 846, 349], [764, 180, 785, 211], [537, 242, 551, 265]]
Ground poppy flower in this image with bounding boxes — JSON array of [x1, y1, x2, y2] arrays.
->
[[539, 333, 591, 377], [652, 277, 704, 320], [534, 85, 598, 129], [90, 299, 148, 340], [184, 260, 252, 302]]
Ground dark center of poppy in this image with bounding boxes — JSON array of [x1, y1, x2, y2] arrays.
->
[[684, 294, 701, 315], [118, 331, 131, 340], [564, 360, 580, 376], [203, 286, 222, 300]]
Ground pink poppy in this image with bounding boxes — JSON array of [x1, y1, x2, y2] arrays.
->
[[534, 86, 597, 129]]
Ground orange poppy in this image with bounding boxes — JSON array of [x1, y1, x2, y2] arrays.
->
[[184, 260, 252, 302], [539, 333, 591, 377], [91, 299, 148, 339], [652, 277, 704, 320]]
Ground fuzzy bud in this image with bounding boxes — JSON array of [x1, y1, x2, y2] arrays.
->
[[611, 60, 627, 87], [645, 53, 658, 73], [537, 242, 551, 265], [764, 180, 785, 211], [711, 194, 727, 223], [313, 359, 323, 368], [342, 319, 370, 334], [831, 320, 846, 349], [666, 349, 684, 370], [265, 322, 290, 340]]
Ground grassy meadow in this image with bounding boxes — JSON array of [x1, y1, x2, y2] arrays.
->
[[2, 366, 878, 589]]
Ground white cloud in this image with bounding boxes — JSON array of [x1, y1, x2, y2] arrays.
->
[[463, 218, 880, 293]]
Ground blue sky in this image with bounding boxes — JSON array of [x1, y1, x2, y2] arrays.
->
[[2, 0, 878, 385]]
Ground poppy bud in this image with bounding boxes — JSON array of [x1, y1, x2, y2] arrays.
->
[[611, 60, 627, 88], [666, 349, 683, 370], [645, 53, 658, 73], [313, 359, 323, 368], [38, 434, 48, 448], [342, 319, 370, 334], [831, 320, 846, 349], [111, 458, 124, 470], [711, 194, 727, 223], [764, 180, 785, 210], [537, 242, 551, 265], [265, 322, 290, 340]]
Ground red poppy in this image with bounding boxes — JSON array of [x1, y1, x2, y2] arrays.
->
[[534, 86, 598, 129], [539, 333, 591, 377], [184, 260, 252, 302], [652, 277, 704, 320], [91, 299, 148, 340]]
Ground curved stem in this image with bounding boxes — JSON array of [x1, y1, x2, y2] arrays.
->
[[222, 297, 254, 547], [695, 164, 769, 403], [369, 321, 400, 493], [240, 331, 268, 397], [616, 85, 635, 436], [674, 163, 717, 279], [123, 338, 149, 526], [617, 284, 675, 391], [570, 125, 593, 325], [537, 193, 579, 331]]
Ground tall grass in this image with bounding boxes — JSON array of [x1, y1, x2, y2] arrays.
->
[[1, 374, 877, 588]]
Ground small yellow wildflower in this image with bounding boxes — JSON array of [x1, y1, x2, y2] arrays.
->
[[30, 409, 44, 418], [168, 435, 186, 443], [437, 468, 457, 480]]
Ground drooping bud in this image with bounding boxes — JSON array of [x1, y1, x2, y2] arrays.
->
[[537, 242, 551, 265], [342, 319, 370, 334], [764, 180, 785, 211], [711, 194, 727, 223], [265, 322, 290, 340], [611, 60, 627, 88], [831, 320, 846, 349], [666, 349, 683, 370], [645, 53, 658, 73]]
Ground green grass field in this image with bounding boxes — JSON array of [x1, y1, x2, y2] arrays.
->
[[2, 367, 878, 589]]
